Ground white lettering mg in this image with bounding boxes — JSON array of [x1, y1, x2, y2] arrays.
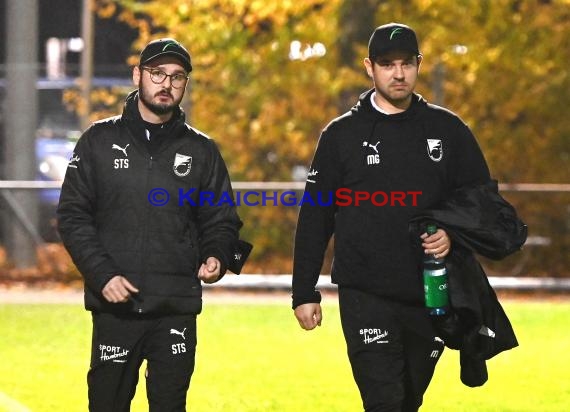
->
[[367, 154, 380, 165]]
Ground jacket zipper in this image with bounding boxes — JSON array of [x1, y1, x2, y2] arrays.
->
[[136, 155, 154, 313]]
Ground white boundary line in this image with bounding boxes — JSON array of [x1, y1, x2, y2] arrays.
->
[[207, 274, 570, 291], [1, 275, 569, 305], [0, 391, 31, 412]]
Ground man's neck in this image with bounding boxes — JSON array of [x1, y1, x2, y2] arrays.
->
[[371, 92, 411, 114]]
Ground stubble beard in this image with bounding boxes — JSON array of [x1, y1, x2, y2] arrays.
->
[[378, 85, 413, 108], [139, 82, 180, 116]]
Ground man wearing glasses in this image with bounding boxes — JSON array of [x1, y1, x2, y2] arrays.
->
[[58, 38, 247, 411]]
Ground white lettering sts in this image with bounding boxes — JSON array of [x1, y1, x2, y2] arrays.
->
[[172, 343, 186, 354], [114, 159, 129, 169], [112, 143, 130, 169]]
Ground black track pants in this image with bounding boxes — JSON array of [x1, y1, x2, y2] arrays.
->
[[338, 287, 444, 412], [88, 312, 197, 412]]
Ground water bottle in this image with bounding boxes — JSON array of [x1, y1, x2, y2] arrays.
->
[[423, 223, 449, 316]]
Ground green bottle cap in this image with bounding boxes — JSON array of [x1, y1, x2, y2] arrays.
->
[[426, 224, 437, 235]]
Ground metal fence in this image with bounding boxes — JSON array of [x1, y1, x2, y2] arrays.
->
[[1, 181, 569, 291]]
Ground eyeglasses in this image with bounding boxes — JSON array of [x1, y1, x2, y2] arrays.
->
[[141, 66, 189, 89]]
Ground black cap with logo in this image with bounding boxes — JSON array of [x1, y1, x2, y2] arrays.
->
[[139, 38, 192, 72], [368, 23, 420, 58]]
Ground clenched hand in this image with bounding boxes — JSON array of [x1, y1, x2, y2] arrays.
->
[[198, 256, 221, 284], [102, 275, 139, 303], [294, 303, 322, 330]]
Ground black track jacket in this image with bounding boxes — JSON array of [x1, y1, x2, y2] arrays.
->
[[58, 91, 242, 315], [293, 90, 490, 308]]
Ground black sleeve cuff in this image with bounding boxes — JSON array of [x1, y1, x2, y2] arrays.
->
[[292, 290, 322, 309], [227, 240, 253, 275]]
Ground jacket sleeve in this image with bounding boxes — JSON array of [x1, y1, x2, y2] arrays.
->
[[292, 127, 341, 308], [196, 140, 242, 278], [57, 127, 120, 292]]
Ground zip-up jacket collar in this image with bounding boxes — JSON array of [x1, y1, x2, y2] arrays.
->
[[122, 90, 187, 155], [351, 88, 427, 122]]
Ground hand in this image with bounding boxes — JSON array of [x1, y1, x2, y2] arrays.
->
[[294, 303, 322, 330], [102, 275, 139, 303], [198, 257, 221, 284], [421, 228, 451, 258]]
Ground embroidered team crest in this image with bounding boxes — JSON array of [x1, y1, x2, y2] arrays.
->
[[426, 139, 443, 162], [173, 153, 192, 177]]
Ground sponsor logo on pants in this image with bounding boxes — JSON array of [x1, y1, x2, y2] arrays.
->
[[99, 344, 129, 363]]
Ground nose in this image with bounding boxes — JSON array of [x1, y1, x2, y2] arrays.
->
[[162, 75, 173, 88], [393, 64, 405, 79]]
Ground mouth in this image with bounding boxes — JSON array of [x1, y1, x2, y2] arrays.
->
[[156, 91, 173, 100]]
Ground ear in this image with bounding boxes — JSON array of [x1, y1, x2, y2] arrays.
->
[[416, 55, 423, 73], [364, 57, 374, 78], [132, 66, 141, 86]]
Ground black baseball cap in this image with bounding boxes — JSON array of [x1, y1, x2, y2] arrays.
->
[[368, 23, 420, 58], [139, 38, 192, 72]]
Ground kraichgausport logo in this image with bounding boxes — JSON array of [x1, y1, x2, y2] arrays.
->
[[147, 188, 423, 207]]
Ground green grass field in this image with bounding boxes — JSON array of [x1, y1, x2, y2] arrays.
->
[[1, 298, 569, 411]]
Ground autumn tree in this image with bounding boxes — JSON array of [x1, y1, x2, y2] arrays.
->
[[79, 0, 569, 275]]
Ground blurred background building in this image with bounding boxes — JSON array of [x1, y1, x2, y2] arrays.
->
[[0, 0, 136, 264], [0, 0, 136, 132]]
